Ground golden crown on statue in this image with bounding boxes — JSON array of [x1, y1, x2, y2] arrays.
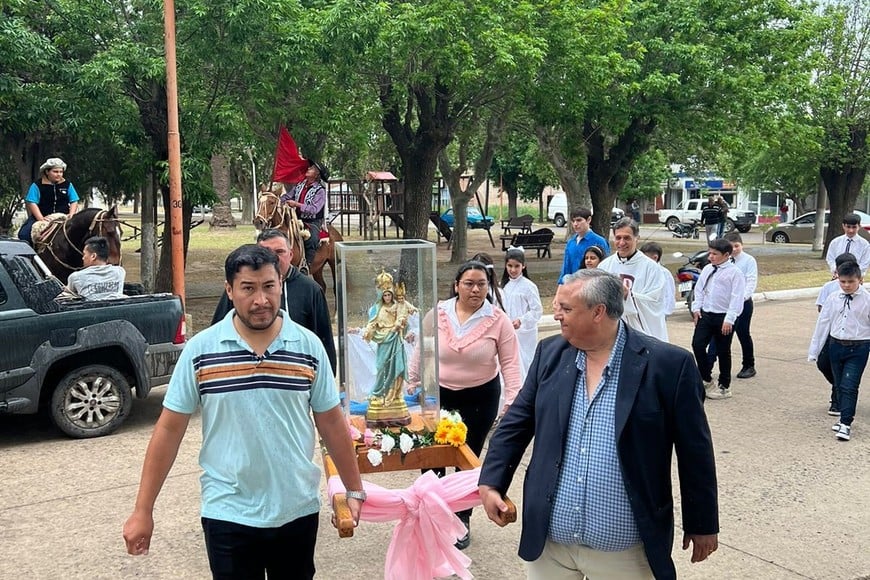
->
[[376, 269, 395, 293]]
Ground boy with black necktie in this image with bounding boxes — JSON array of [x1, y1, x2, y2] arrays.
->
[[691, 238, 745, 400], [809, 260, 870, 441]]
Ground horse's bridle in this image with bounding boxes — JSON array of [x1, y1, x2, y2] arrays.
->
[[254, 192, 286, 229], [45, 210, 123, 272]]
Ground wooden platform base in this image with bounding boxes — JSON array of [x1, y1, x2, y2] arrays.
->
[[323, 439, 517, 537]]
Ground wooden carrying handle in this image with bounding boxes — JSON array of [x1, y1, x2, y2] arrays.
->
[[332, 493, 356, 538]]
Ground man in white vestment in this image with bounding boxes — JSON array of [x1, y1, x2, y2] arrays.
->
[[599, 218, 669, 341]]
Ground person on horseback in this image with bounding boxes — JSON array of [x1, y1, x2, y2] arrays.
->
[[280, 160, 328, 268], [18, 158, 80, 244]]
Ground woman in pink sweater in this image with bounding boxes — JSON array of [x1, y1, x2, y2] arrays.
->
[[414, 260, 522, 549]]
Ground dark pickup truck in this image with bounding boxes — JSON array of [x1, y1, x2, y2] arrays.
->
[[0, 238, 185, 438]]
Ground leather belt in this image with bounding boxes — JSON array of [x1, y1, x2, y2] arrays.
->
[[830, 337, 870, 347]]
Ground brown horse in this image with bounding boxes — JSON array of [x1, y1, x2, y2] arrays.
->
[[253, 191, 341, 294], [35, 206, 123, 284]]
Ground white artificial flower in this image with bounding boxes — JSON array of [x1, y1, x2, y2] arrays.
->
[[440, 410, 462, 423], [399, 432, 414, 454], [380, 434, 396, 453], [367, 449, 383, 467]]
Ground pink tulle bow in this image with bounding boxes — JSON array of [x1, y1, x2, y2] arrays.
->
[[327, 469, 483, 580]]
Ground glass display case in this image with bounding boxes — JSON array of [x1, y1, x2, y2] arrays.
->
[[335, 240, 439, 431]]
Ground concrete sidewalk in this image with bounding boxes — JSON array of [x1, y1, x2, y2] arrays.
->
[[1, 294, 868, 579]]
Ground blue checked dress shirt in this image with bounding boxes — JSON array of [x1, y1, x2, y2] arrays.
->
[[548, 322, 642, 551]]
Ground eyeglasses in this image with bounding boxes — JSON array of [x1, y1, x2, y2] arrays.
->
[[459, 281, 488, 289]]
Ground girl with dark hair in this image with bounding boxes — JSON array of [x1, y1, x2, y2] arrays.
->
[[469, 252, 505, 310], [582, 245, 606, 269], [501, 248, 542, 381]]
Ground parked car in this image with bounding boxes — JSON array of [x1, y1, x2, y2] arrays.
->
[[0, 238, 186, 438], [440, 207, 494, 229], [547, 192, 624, 227], [765, 210, 870, 244], [656, 198, 755, 233]]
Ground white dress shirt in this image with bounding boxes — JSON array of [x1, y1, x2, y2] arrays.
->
[[732, 252, 758, 300], [690, 260, 745, 324], [808, 287, 870, 360], [825, 234, 870, 274]]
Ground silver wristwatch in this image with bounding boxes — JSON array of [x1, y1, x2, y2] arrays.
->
[[345, 490, 367, 502]]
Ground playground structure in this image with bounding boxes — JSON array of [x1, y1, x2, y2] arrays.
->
[[326, 175, 496, 247]]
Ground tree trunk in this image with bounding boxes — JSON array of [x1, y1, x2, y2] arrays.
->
[[400, 149, 441, 239], [209, 151, 236, 229], [584, 118, 655, 237], [140, 171, 157, 293], [820, 126, 868, 253], [812, 177, 827, 253], [533, 124, 591, 237], [379, 79, 454, 240]]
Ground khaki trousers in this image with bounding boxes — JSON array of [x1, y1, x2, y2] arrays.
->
[[526, 540, 654, 580]]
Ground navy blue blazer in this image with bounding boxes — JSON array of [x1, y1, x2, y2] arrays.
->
[[479, 326, 718, 580]]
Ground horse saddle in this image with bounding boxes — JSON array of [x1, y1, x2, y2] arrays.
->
[[31, 214, 67, 249]]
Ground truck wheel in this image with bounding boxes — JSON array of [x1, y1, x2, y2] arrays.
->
[[665, 217, 680, 231], [554, 214, 566, 228], [724, 218, 736, 233], [50, 365, 133, 438], [737, 224, 751, 233]]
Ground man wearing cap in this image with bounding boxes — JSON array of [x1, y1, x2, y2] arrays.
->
[[281, 160, 329, 268], [19, 158, 80, 243]]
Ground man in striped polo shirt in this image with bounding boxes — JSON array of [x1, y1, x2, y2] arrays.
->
[[123, 244, 363, 578]]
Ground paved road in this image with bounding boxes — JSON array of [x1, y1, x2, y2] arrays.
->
[[1, 295, 868, 579]]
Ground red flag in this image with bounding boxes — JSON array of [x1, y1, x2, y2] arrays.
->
[[271, 126, 309, 184]]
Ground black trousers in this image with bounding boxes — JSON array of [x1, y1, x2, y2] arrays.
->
[[707, 298, 755, 369], [201, 513, 318, 580], [429, 375, 501, 520], [693, 311, 735, 388], [734, 299, 755, 368]]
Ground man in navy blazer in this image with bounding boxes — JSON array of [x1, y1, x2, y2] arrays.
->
[[479, 269, 718, 579]]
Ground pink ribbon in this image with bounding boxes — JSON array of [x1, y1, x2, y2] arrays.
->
[[327, 468, 483, 580]]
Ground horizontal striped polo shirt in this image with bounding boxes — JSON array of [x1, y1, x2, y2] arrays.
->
[[164, 310, 339, 528]]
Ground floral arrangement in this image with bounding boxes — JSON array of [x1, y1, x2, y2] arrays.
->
[[350, 410, 467, 467]]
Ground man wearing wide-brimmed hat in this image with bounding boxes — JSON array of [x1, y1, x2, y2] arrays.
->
[[280, 159, 329, 268], [18, 157, 80, 243]]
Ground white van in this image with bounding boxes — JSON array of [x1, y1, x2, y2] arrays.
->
[[547, 192, 624, 227]]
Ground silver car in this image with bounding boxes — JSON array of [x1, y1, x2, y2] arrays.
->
[[765, 210, 870, 243]]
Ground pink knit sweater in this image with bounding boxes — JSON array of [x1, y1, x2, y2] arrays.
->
[[433, 300, 523, 407]]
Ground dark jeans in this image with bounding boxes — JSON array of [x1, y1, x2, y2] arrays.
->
[[707, 299, 755, 369], [201, 513, 318, 580], [828, 339, 870, 426], [429, 375, 501, 520], [302, 221, 322, 268], [817, 337, 838, 407], [18, 215, 35, 242], [693, 311, 735, 388]]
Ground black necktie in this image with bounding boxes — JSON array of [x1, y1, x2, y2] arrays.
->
[[843, 293, 853, 310], [845, 238, 853, 255], [702, 265, 719, 293]]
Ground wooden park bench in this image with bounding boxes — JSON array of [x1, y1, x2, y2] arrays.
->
[[499, 214, 534, 250], [502, 227, 554, 258], [500, 214, 533, 235]]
